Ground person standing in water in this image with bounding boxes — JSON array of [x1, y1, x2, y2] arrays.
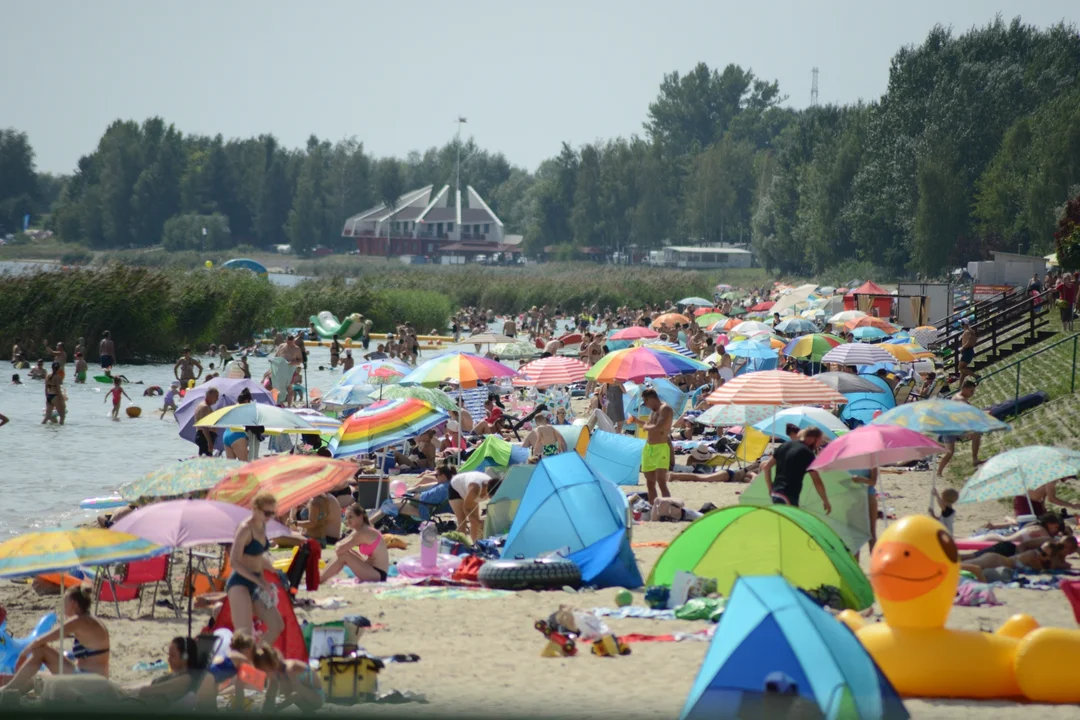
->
[[74, 352, 88, 384], [329, 335, 342, 369], [43, 340, 67, 366], [43, 362, 66, 425], [640, 388, 673, 504], [174, 347, 203, 386], [104, 377, 130, 421], [194, 388, 220, 456], [99, 331, 116, 369]]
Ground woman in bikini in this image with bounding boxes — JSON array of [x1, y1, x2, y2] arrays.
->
[[960, 543, 1058, 582], [526, 411, 566, 460], [2, 587, 110, 694], [319, 504, 389, 583], [42, 361, 65, 425], [225, 492, 284, 646]]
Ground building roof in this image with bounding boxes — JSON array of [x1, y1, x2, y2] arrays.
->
[[421, 207, 458, 223], [460, 208, 496, 223], [664, 246, 753, 254]]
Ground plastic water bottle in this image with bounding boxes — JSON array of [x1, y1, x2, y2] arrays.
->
[[419, 521, 438, 568]]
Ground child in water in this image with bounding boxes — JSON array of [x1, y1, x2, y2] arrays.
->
[[74, 352, 88, 384], [160, 381, 181, 419], [104, 377, 131, 420], [10, 374, 21, 385]]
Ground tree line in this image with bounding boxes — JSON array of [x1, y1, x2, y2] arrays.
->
[[3, 16, 1080, 277]]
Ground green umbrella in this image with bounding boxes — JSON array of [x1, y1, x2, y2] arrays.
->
[[727, 306, 747, 316], [379, 384, 459, 412], [695, 313, 728, 328], [119, 458, 246, 501], [958, 446, 1080, 505]]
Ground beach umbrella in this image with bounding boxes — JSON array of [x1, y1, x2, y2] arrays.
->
[[828, 310, 867, 325], [651, 313, 691, 328], [379, 384, 459, 411], [910, 326, 940, 347], [726, 306, 747, 316], [871, 400, 1010, 436], [697, 403, 777, 427], [112, 499, 292, 635], [721, 317, 743, 332], [812, 372, 888, 395], [321, 383, 377, 409], [852, 326, 888, 341], [610, 326, 660, 341], [516, 356, 590, 386], [463, 333, 516, 347], [339, 359, 412, 386], [774, 318, 819, 335], [209, 455, 359, 514], [695, 313, 727, 328], [119, 457, 246, 501], [0, 528, 168, 668], [369, 365, 406, 382], [715, 283, 732, 291], [810, 424, 945, 472], [876, 344, 917, 363], [286, 407, 343, 434], [720, 291, 742, 300], [817, 286, 836, 295], [328, 398, 449, 458], [707, 371, 848, 407], [752, 406, 849, 440], [820, 344, 896, 367], [957, 447, 1080, 505], [782, 334, 843, 362], [679, 296, 714, 307], [196, 403, 317, 434], [624, 378, 690, 419], [586, 346, 708, 383], [400, 352, 517, 389], [896, 344, 935, 360], [845, 316, 898, 333], [749, 301, 775, 312], [731, 321, 773, 336], [692, 307, 719, 317], [489, 340, 539, 359], [175, 378, 276, 448], [639, 340, 698, 358], [724, 340, 780, 360]]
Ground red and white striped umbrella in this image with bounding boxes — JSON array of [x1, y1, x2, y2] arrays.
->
[[706, 370, 848, 407], [514, 356, 590, 386]]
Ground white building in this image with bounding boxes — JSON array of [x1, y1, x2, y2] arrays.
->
[[660, 246, 754, 269]]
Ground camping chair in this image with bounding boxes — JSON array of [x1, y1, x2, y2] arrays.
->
[[96, 554, 180, 620], [893, 380, 915, 405], [398, 490, 457, 533], [501, 404, 549, 441], [708, 427, 770, 470]]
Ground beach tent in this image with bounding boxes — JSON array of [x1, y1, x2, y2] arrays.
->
[[221, 258, 269, 277], [648, 505, 873, 610], [458, 435, 530, 474], [739, 471, 871, 553], [554, 423, 592, 457], [843, 281, 892, 319], [839, 375, 895, 428], [567, 528, 643, 589], [502, 453, 629, 559], [680, 576, 907, 720], [483, 465, 534, 538], [585, 430, 646, 486]]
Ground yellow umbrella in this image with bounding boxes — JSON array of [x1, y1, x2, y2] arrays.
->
[[878, 344, 916, 363]]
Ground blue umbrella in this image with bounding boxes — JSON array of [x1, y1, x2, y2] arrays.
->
[[624, 378, 689, 419], [321, 383, 377, 409], [725, 341, 779, 360], [775, 318, 819, 335], [872, 400, 1010, 436], [852, 327, 888, 341]]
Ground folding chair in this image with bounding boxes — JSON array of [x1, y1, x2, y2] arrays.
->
[[893, 381, 915, 405], [708, 427, 770, 470], [96, 554, 180, 619]]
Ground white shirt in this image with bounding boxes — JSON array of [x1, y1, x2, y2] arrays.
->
[[450, 471, 490, 499]]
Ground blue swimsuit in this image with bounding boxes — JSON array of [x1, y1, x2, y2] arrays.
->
[[225, 535, 269, 595]]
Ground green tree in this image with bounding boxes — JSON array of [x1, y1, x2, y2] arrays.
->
[[162, 212, 231, 251], [0, 128, 39, 233]]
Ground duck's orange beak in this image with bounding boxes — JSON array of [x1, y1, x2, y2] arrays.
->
[[870, 541, 948, 602]]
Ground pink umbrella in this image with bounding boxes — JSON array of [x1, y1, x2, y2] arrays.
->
[[514, 356, 590, 386], [610, 326, 660, 341], [112, 499, 292, 635], [809, 424, 945, 472]]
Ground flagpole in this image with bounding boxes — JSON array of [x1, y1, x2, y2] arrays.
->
[[455, 117, 464, 198]]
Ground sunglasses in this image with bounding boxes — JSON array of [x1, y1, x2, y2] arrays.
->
[[261, 510, 276, 518]]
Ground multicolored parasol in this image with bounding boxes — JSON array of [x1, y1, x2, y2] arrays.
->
[[328, 398, 449, 457], [208, 455, 359, 513], [119, 457, 246, 501], [585, 347, 709, 383], [400, 352, 517, 389], [782, 334, 843, 362]]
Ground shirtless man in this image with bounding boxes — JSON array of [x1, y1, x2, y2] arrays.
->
[[329, 335, 342, 369], [543, 338, 563, 358], [958, 319, 976, 380], [174, 347, 203, 386], [194, 388, 220, 456], [936, 379, 983, 476], [640, 388, 674, 504], [503, 317, 516, 339], [99, 331, 116, 370], [11, 340, 25, 366], [74, 337, 85, 359], [43, 340, 67, 366]]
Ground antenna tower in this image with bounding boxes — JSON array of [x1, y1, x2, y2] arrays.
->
[[811, 67, 819, 107]]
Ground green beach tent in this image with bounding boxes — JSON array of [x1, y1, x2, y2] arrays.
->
[[647, 505, 873, 610], [739, 471, 871, 553], [482, 465, 534, 538], [458, 435, 530, 474]]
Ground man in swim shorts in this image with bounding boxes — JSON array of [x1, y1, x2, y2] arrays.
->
[[640, 388, 674, 504], [99, 331, 115, 369], [74, 352, 88, 384], [194, 388, 219, 456]]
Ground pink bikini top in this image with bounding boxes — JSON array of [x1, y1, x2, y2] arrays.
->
[[357, 532, 383, 556]]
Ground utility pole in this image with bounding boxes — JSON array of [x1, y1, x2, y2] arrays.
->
[[455, 117, 467, 197], [811, 67, 819, 107]]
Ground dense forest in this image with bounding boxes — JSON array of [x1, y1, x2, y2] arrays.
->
[[3, 16, 1080, 277]]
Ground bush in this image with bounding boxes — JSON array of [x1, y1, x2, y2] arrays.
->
[[60, 249, 92, 265]]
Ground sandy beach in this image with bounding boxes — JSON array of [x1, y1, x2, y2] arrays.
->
[[1, 464, 1077, 718]]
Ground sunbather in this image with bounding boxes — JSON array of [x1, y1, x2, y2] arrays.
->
[[320, 504, 389, 583], [133, 636, 214, 711], [961, 543, 1057, 582]]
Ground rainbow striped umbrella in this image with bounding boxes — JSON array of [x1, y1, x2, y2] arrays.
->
[[400, 352, 517, 389], [0, 528, 167, 579], [782, 333, 844, 362], [339, 359, 412, 387], [329, 398, 449, 457], [208, 455, 359, 513], [586, 346, 709, 383]]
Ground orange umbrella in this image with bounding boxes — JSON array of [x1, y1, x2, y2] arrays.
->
[[208, 456, 357, 514], [692, 307, 718, 317], [844, 316, 897, 333], [706, 370, 848, 407], [878, 344, 917, 363], [652, 313, 691, 328], [722, 317, 742, 332]]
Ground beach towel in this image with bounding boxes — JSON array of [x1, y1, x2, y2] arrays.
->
[[268, 356, 294, 398], [955, 580, 1001, 607], [591, 606, 677, 620]]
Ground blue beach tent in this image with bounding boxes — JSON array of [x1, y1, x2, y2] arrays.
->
[[501, 453, 629, 559], [566, 528, 643, 589], [681, 576, 907, 720], [585, 430, 646, 486], [840, 375, 895, 428]]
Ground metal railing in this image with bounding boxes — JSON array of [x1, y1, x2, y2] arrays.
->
[[975, 332, 1080, 412], [936, 289, 1051, 373]]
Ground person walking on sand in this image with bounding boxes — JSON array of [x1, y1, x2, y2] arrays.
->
[[43, 362, 66, 425], [174, 347, 203, 386], [761, 427, 831, 513], [99, 330, 116, 369], [640, 388, 673, 504], [104, 377, 130, 421], [225, 492, 285, 647]]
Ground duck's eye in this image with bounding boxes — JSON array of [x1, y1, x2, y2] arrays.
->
[[903, 551, 910, 557]]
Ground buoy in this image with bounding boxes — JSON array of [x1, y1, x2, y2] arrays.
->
[[205, 260, 214, 269], [126, 407, 142, 418]]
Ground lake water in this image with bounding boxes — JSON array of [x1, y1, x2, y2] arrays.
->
[[0, 260, 311, 287]]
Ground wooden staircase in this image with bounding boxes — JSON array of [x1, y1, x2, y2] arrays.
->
[[933, 288, 1055, 375]]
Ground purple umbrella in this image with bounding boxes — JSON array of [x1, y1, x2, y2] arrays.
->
[[175, 378, 275, 450], [112, 499, 291, 635]]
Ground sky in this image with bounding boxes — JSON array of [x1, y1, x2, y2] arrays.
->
[[3, 0, 1077, 175]]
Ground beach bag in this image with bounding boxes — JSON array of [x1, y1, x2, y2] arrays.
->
[[651, 498, 685, 522], [318, 652, 384, 704], [452, 556, 485, 583]]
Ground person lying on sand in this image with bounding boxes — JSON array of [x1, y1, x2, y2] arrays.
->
[[667, 468, 749, 483], [132, 636, 215, 712], [960, 543, 1059, 582], [252, 644, 324, 713]]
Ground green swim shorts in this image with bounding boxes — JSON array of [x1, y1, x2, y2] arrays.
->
[[641, 443, 671, 473]]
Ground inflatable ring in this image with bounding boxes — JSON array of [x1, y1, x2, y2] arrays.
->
[[477, 558, 581, 590]]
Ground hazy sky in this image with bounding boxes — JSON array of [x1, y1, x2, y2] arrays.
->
[[3, 0, 1077, 174]]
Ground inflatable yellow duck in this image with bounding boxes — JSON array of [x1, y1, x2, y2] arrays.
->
[[838, 515, 1080, 703]]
